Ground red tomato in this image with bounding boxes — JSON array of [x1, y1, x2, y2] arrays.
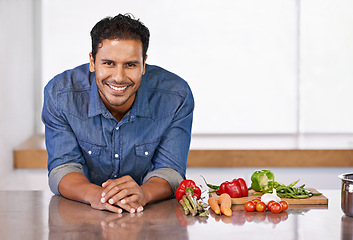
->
[[255, 202, 267, 212], [279, 200, 289, 211], [252, 197, 261, 204], [267, 200, 276, 210], [244, 201, 256, 212], [269, 202, 282, 214]]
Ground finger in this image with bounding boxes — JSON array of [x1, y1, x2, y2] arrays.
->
[[114, 200, 137, 213], [101, 181, 134, 203], [101, 185, 121, 204], [103, 203, 123, 214], [101, 177, 135, 203], [119, 196, 144, 213], [105, 182, 142, 205]]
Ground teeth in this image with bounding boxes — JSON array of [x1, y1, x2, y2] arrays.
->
[[109, 85, 127, 91]]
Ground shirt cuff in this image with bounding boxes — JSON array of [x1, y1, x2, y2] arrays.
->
[[142, 168, 184, 194], [48, 162, 84, 195]]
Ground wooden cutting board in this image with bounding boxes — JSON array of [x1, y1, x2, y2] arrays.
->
[[210, 188, 328, 205]]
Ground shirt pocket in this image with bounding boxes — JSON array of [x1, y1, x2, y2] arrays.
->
[[133, 139, 160, 176], [135, 140, 159, 158], [78, 139, 103, 162], [77, 139, 107, 183], [78, 139, 102, 157]]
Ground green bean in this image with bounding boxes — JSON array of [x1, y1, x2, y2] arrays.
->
[[287, 179, 300, 188], [259, 179, 322, 199], [200, 175, 219, 190]]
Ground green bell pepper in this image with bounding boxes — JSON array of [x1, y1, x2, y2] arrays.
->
[[250, 170, 275, 192]]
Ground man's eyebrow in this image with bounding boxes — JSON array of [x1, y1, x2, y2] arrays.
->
[[100, 58, 114, 62], [126, 60, 141, 64]]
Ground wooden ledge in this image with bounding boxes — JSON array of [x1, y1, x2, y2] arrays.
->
[[13, 135, 47, 169], [13, 135, 353, 169], [187, 149, 353, 168]]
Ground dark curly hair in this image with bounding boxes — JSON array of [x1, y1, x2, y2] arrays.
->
[[90, 13, 150, 62]]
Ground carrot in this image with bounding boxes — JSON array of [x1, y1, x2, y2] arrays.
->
[[218, 193, 232, 217], [208, 197, 220, 214]]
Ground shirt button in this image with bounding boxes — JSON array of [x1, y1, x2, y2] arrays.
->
[[144, 151, 149, 156], [116, 126, 119, 130], [88, 151, 92, 155], [115, 153, 119, 158], [114, 175, 117, 178]]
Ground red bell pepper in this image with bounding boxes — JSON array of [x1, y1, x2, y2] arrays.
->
[[219, 180, 242, 198], [175, 179, 202, 201], [219, 178, 249, 198], [237, 178, 249, 197]]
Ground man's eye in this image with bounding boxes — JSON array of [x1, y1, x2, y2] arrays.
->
[[127, 63, 136, 67], [104, 62, 114, 66]]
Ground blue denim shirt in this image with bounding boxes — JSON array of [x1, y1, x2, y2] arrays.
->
[[42, 63, 194, 195]]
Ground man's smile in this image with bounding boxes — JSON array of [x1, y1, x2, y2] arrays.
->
[[108, 84, 128, 92]]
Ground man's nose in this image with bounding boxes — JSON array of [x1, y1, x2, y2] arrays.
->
[[112, 66, 125, 82]]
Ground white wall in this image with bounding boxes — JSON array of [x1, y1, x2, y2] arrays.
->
[[0, 0, 49, 191], [40, 0, 353, 150]]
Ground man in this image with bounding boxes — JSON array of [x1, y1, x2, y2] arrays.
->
[[42, 14, 194, 214]]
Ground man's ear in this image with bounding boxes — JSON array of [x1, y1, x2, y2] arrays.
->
[[142, 55, 148, 75], [89, 52, 95, 72]]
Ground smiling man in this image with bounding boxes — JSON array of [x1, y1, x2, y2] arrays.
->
[[42, 14, 194, 214]]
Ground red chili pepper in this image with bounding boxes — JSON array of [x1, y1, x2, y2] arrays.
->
[[175, 179, 202, 201], [219, 180, 242, 198]]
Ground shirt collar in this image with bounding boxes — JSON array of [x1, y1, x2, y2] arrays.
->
[[88, 73, 111, 118], [133, 71, 151, 118]]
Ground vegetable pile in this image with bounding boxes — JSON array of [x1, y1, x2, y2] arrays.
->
[[176, 169, 322, 220], [176, 179, 209, 217], [250, 170, 322, 199]]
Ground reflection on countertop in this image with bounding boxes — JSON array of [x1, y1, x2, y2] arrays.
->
[[49, 195, 189, 240]]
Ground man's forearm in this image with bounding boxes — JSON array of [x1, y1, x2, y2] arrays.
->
[[58, 172, 102, 205], [140, 177, 174, 204]]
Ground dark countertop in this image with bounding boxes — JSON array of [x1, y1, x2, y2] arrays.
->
[[0, 190, 351, 239]]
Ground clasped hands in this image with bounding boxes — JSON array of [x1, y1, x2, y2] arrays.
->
[[99, 175, 147, 214]]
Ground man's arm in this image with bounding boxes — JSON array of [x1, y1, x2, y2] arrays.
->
[[58, 172, 125, 213]]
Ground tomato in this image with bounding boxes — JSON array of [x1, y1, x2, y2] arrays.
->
[[244, 201, 256, 212], [252, 197, 261, 204], [269, 202, 282, 214], [267, 200, 276, 210], [255, 202, 267, 212], [279, 200, 289, 211]]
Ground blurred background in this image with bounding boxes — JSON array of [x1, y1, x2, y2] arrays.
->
[[1, 0, 352, 191]]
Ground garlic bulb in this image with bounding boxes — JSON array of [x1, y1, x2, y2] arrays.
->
[[260, 188, 281, 205]]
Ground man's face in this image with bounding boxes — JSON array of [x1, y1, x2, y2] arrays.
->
[[89, 39, 146, 115]]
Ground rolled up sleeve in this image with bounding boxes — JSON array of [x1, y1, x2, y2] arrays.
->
[[142, 168, 184, 193], [49, 162, 84, 195]]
